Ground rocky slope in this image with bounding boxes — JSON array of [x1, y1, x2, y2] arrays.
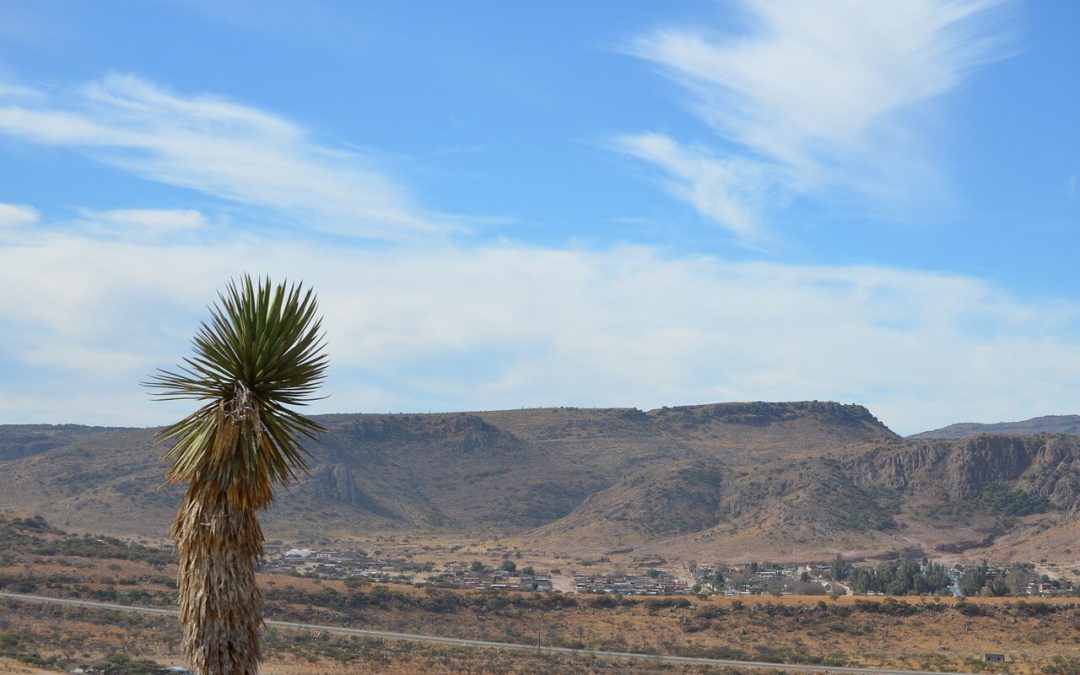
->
[[0, 402, 1076, 563], [524, 433, 1079, 561]]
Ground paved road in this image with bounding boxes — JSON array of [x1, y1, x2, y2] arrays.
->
[[1, 591, 973, 674]]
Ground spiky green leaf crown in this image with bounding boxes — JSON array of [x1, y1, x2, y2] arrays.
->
[[147, 276, 328, 499]]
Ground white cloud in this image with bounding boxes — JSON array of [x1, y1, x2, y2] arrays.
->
[[614, 133, 781, 240], [0, 202, 38, 229], [619, 0, 1011, 238], [0, 75, 462, 239], [75, 208, 207, 239], [0, 221, 1078, 434], [0, 82, 41, 99]]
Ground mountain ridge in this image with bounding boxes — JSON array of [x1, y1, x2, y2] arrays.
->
[[0, 401, 1075, 564], [910, 414, 1080, 440]]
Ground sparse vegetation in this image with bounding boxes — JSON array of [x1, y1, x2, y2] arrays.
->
[[978, 483, 1051, 517]]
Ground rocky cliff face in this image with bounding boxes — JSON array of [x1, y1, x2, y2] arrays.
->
[[850, 435, 1080, 508], [649, 401, 896, 440], [319, 463, 359, 503], [946, 436, 1044, 499], [533, 432, 1079, 559]]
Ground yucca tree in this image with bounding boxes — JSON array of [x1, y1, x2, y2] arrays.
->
[[147, 276, 328, 675]]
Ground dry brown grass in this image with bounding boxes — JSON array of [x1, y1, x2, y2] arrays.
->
[[4, 531, 1079, 675], [5, 590, 1079, 674], [0, 657, 57, 674]]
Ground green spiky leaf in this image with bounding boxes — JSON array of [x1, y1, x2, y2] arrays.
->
[[146, 275, 328, 493]]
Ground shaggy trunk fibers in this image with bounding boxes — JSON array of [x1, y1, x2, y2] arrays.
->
[[173, 488, 264, 675]]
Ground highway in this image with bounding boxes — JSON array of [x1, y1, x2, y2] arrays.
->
[[1, 591, 974, 674]]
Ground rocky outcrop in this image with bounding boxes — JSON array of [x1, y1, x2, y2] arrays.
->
[[850, 435, 1078, 506], [850, 441, 949, 491], [944, 435, 1044, 499], [650, 401, 895, 433], [320, 463, 359, 503]]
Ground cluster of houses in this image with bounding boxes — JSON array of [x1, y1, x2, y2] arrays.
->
[[983, 563, 1072, 597], [694, 563, 825, 595], [431, 563, 553, 591], [260, 547, 560, 592], [259, 546, 417, 584], [257, 544, 1077, 599], [573, 570, 690, 595], [70, 667, 192, 674]]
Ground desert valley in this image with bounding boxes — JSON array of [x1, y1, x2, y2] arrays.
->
[[1, 401, 1078, 673]]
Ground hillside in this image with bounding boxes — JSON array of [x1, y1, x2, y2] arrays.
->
[[525, 433, 1080, 563], [0, 401, 1077, 564], [910, 414, 1080, 439], [0, 425, 120, 461]]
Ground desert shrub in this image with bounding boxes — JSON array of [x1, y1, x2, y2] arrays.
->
[[979, 483, 1051, 516], [1009, 601, 1062, 617], [955, 600, 990, 617], [538, 592, 578, 610], [588, 594, 619, 609], [89, 654, 164, 675], [417, 587, 465, 613], [1042, 656, 1080, 675], [852, 598, 918, 616], [755, 602, 798, 617], [695, 604, 727, 620], [645, 597, 691, 613]]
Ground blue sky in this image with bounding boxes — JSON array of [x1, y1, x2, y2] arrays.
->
[[0, 0, 1077, 434]]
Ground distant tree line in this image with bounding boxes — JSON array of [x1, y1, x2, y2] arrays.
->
[[829, 553, 1077, 597], [846, 559, 952, 596]]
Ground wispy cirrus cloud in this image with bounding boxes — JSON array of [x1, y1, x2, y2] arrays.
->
[[0, 74, 463, 239], [614, 133, 781, 241], [74, 208, 207, 240], [0, 82, 41, 99], [618, 0, 1012, 240]]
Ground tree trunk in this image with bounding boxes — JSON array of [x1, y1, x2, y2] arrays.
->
[[173, 488, 264, 675]]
